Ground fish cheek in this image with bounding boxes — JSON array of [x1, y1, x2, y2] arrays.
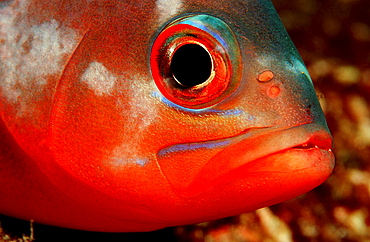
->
[[46, 60, 163, 201]]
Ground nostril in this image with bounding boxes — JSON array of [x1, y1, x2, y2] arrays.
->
[[267, 85, 281, 98], [257, 70, 274, 82]]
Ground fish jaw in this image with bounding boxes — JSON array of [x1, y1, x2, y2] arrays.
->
[[157, 122, 334, 199]]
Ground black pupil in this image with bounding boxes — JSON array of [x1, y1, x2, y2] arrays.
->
[[170, 44, 212, 87]]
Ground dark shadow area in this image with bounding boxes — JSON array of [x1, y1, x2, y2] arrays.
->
[[0, 214, 178, 242]]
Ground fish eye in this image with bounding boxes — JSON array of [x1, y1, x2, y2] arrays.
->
[[170, 43, 213, 87], [150, 14, 242, 109]]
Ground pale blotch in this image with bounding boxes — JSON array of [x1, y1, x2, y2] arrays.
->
[[156, 0, 183, 23], [0, 0, 80, 112], [110, 76, 160, 167], [80, 62, 118, 96], [126, 77, 159, 130], [110, 148, 150, 167]]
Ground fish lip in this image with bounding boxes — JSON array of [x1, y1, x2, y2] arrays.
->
[[244, 133, 335, 173], [157, 122, 334, 197], [290, 135, 333, 151]]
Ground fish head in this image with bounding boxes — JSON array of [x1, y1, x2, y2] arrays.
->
[[0, 0, 334, 231]]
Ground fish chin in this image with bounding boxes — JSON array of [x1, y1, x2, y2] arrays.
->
[[193, 148, 335, 222]]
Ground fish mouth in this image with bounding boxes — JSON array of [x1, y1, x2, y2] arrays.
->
[[157, 123, 334, 197]]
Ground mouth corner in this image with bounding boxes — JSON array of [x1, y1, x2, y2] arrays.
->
[[293, 129, 333, 151], [288, 127, 335, 172]]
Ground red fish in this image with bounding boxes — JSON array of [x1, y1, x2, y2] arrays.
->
[[0, 0, 334, 232]]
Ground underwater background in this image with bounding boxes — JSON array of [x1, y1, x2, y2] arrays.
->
[[1, 0, 369, 241]]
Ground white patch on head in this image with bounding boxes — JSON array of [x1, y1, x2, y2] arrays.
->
[[81, 62, 118, 96], [109, 76, 160, 167], [110, 150, 150, 167], [156, 0, 183, 23], [0, 0, 80, 114], [125, 77, 159, 130]]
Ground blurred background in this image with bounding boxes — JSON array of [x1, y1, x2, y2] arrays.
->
[[1, 0, 369, 241]]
